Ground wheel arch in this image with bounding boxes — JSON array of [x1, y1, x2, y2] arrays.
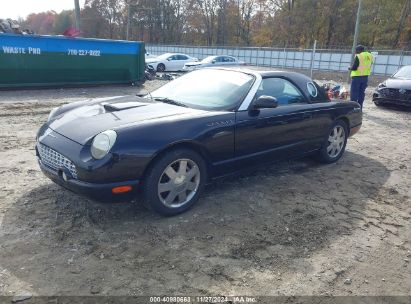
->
[[335, 115, 350, 136], [157, 62, 166, 72]]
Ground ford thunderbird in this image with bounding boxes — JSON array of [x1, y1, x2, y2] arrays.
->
[[36, 68, 362, 215]]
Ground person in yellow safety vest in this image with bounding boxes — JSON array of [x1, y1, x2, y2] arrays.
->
[[348, 45, 374, 109]]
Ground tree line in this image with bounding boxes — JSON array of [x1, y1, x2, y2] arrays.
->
[[20, 0, 411, 49]]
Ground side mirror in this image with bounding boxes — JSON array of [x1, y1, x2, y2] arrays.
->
[[252, 95, 278, 109], [212, 60, 216, 64], [167, 58, 172, 61]]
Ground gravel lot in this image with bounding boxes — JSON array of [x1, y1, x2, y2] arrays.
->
[[0, 76, 410, 299]]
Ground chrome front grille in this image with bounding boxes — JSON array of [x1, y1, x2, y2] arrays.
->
[[38, 144, 78, 179]]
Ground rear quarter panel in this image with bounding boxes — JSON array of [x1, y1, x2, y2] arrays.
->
[[312, 100, 362, 140]]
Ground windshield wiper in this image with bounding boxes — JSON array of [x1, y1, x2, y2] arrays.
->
[[154, 97, 188, 107]]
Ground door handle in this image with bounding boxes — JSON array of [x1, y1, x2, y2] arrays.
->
[[302, 113, 313, 119]]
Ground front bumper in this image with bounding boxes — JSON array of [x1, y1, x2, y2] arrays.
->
[[38, 159, 140, 202], [182, 66, 198, 71], [349, 123, 362, 137], [146, 63, 156, 70], [373, 97, 411, 107], [373, 91, 411, 107], [36, 125, 148, 202]]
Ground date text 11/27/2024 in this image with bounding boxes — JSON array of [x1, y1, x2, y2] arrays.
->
[[149, 296, 258, 303]]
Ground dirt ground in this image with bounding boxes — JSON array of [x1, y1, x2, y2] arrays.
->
[[0, 75, 410, 300]]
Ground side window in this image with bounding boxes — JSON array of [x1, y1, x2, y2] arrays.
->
[[168, 55, 176, 61], [178, 55, 188, 60], [256, 78, 306, 106], [215, 56, 223, 62]]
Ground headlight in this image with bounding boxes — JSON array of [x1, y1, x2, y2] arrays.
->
[[47, 107, 58, 122], [91, 130, 117, 159], [377, 82, 386, 89]]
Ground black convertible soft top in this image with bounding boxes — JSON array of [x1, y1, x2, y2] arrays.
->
[[215, 66, 322, 102]]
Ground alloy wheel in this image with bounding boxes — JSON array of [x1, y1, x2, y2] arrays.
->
[[326, 125, 346, 158], [157, 159, 200, 208], [157, 64, 165, 72]]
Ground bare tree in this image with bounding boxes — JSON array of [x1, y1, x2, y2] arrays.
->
[[393, 0, 410, 48]]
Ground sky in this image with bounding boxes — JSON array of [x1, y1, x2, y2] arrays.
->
[[0, 0, 86, 20]]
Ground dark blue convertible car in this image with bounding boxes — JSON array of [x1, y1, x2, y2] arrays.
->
[[36, 68, 362, 215]]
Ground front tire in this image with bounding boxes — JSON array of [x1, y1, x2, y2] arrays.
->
[[142, 148, 207, 216], [317, 120, 348, 163], [157, 63, 166, 72]]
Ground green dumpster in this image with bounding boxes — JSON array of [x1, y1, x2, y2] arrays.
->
[[0, 34, 145, 88]]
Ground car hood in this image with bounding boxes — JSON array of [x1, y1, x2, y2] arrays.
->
[[48, 96, 203, 145], [383, 77, 411, 90], [146, 58, 160, 63]]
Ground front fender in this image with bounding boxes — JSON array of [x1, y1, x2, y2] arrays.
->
[[112, 112, 236, 176]]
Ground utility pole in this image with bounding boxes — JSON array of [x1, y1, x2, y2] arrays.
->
[[310, 40, 317, 79], [348, 0, 362, 83], [126, 1, 131, 40], [74, 0, 81, 32]]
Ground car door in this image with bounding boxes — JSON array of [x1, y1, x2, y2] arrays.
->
[[166, 55, 179, 71], [235, 77, 321, 161], [211, 56, 223, 66], [216, 56, 229, 66], [175, 55, 190, 70], [223, 56, 236, 66]]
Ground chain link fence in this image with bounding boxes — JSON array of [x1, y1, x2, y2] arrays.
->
[[146, 44, 411, 77]]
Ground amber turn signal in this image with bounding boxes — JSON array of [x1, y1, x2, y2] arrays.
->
[[112, 186, 132, 194]]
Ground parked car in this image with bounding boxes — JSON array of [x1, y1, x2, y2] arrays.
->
[[36, 68, 362, 215], [373, 65, 411, 107], [183, 55, 245, 71], [146, 53, 198, 72]]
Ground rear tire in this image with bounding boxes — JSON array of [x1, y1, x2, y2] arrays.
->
[[157, 63, 166, 72], [317, 120, 348, 164], [142, 148, 207, 216]]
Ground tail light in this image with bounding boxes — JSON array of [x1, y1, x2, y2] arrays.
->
[[327, 91, 333, 101]]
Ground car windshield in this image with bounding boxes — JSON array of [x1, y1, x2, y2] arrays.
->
[[393, 66, 411, 80], [150, 69, 255, 111], [201, 56, 217, 63]]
